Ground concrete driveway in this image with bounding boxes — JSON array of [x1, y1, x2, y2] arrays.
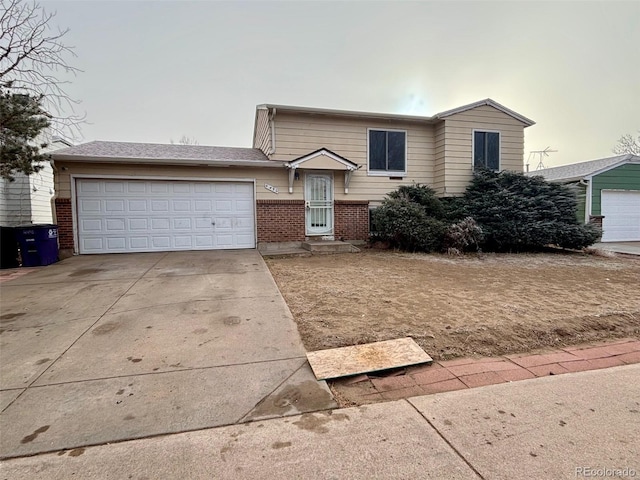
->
[[0, 250, 335, 459], [593, 241, 640, 256]]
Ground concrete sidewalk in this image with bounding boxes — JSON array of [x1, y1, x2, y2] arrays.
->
[[2, 364, 638, 479], [593, 242, 640, 256]]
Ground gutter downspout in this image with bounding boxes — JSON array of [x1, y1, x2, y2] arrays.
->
[[580, 178, 591, 224], [50, 158, 59, 227]]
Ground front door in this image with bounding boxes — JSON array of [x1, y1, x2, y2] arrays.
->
[[305, 173, 333, 236]]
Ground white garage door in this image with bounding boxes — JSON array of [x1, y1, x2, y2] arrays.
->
[[76, 179, 255, 253], [601, 190, 640, 242]]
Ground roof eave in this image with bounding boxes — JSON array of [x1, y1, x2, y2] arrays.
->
[[258, 104, 435, 123], [435, 98, 536, 127], [584, 156, 640, 180], [51, 154, 285, 168]]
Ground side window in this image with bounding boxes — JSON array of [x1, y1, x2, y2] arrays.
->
[[473, 131, 500, 171], [368, 129, 407, 175]]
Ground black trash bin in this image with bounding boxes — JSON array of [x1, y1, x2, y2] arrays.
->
[[0, 226, 20, 269], [16, 224, 59, 267]]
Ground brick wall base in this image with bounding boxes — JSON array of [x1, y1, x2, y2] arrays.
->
[[256, 199, 369, 243], [54, 198, 74, 252], [589, 215, 604, 229], [256, 200, 306, 243], [334, 200, 369, 241]]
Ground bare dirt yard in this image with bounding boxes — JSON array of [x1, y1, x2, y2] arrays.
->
[[266, 250, 640, 361]]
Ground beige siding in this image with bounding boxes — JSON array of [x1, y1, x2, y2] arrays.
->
[[442, 105, 525, 195], [433, 121, 446, 195], [253, 108, 272, 156], [54, 162, 293, 201], [272, 112, 435, 202]]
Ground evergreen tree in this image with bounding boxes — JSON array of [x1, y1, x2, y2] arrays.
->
[[0, 88, 51, 180], [464, 169, 601, 251]]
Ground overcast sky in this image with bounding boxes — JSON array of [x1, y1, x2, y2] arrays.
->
[[46, 0, 639, 168]]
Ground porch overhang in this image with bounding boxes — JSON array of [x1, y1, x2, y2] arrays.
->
[[286, 148, 360, 194]]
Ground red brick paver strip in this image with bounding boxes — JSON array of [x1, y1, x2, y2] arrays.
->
[[585, 356, 626, 370], [617, 351, 640, 364], [527, 363, 571, 377], [558, 360, 594, 373], [380, 386, 425, 401], [371, 375, 416, 392], [496, 367, 536, 382], [607, 341, 640, 355], [357, 338, 640, 404], [508, 351, 580, 368], [411, 367, 456, 386], [564, 345, 622, 360], [446, 360, 521, 376], [459, 371, 507, 388], [438, 357, 479, 367], [421, 378, 468, 394]]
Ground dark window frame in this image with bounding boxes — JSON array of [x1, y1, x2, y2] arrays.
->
[[367, 128, 407, 176], [473, 130, 501, 171]]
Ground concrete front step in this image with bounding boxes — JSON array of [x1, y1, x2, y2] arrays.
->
[[302, 240, 358, 253]]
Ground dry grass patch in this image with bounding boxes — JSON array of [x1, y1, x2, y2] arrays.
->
[[266, 250, 640, 361]]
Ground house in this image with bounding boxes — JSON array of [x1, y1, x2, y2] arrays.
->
[[50, 98, 534, 256], [528, 154, 640, 242], [0, 137, 73, 227]]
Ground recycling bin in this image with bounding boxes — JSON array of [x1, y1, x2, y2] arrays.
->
[[0, 226, 19, 269], [15, 224, 59, 267]]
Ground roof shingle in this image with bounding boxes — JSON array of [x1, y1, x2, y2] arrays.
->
[[52, 141, 278, 166], [526, 154, 639, 181]]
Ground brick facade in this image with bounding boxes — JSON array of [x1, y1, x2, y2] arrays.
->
[[256, 199, 370, 243], [256, 199, 306, 242], [54, 198, 74, 251], [589, 215, 604, 229], [334, 200, 369, 241]]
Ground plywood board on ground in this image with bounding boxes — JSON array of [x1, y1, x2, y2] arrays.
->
[[306, 337, 432, 380]]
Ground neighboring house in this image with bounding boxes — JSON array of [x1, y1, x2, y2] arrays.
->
[[0, 137, 73, 227], [50, 98, 534, 256], [528, 154, 640, 242]]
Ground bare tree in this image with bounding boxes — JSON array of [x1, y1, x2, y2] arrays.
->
[[613, 132, 640, 155], [170, 135, 200, 145], [0, 0, 82, 140]]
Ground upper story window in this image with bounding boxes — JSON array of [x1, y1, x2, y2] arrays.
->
[[368, 129, 407, 175], [473, 131, 500, 171]]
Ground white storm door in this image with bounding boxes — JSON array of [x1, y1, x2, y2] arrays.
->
[[305, 174, 333, 236]]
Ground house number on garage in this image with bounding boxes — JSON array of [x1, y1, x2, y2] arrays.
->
[[264, 184, 279, 194]]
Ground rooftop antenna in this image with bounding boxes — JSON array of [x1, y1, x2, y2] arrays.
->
[[528, 147, 558, 171]]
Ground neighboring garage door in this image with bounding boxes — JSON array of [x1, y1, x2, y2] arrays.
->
[[601, 190, 640, 242], [76, 179, 255, 253]]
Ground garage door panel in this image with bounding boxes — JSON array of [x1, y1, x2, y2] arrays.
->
[[106, 237, 126, 250], [172, 200, 191, 212], [151, 200, 169, 212], [80, 219, 102, 232], [130, 237, 149, 249], [127, 182, 146, 193], [104, 182, 124, 193], [601, 190, 640, 242], [79, 181, 101, 193], [79, 199, 101, 213], [76, 179, 255, 253], [128, 200, 147, 212], [105, 218, 125, 231]]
